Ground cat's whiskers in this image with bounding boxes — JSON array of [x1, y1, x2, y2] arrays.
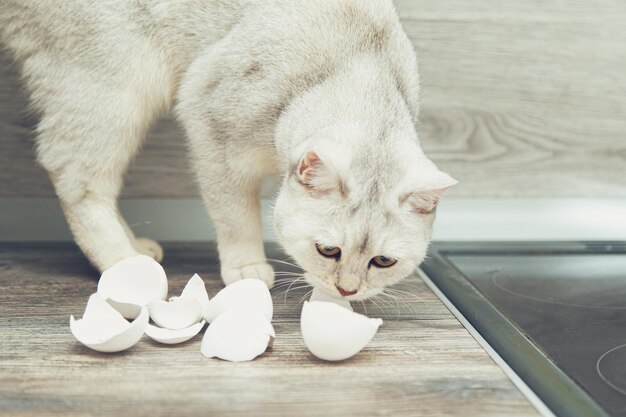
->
[[375, 294, 403, 320], [271, 277, 306, 290], [295, 288, 314, 306], [393, 281, 428, 293], [379, 290, 418, 314], [283, 276, 310, 303], [266, 258, 302, 270], [269, 275, 310, 304], [273, 273, 303, 278], [385, 286, 424, 302], [273, 272, 305, 280], [358, 300, 368, 316], [379, 292, 407, 318], [367, 296, 391, 317], [380, 290, 401, 312], [372, 294, 396, 315]]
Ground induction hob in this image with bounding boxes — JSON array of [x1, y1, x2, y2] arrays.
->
[[420, 242, 626, 417]]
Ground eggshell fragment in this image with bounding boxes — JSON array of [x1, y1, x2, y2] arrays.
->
[[145, 321, 206, 345], [180, 273, 210, 309], [301, 301, 382, 361], [203, 279, 273, 323], [147, 273, 209, 329], [148, 297, 202, 330], [310, 287, 353, 311], [105, 299, 143, 319], [97, 255, 168, 319], [200, 310, 275, 362], [70, 293, 149, 353]]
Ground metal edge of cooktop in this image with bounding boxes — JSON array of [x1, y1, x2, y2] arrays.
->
[[417, 269, 556, 417], [418, 241, 615, 417]]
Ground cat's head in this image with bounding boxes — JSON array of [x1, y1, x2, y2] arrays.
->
[[273, 126, 456, 300]]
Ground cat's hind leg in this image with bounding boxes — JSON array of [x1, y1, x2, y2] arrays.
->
[[117, 212, 164, 262], [32, 75, 169, 271], [3, 11, 173, 271], [39, 114, 147, 271]]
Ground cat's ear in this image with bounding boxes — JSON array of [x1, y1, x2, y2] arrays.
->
[[402, 171, 457, 214], [296, 150, 341, 192]]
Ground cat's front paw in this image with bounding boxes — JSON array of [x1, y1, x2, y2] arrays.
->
[[221, 262, 275, 288], [133, 237, 164, 262]]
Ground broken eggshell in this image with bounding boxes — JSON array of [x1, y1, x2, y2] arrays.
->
[[301, 301, 382, 361], [147, 274, 209, 330], [310, 287, 353, 311], [148, 297, 202, 330], [144, 320, 206, 345], [97, 255, 168, 319], [70, 293, 149, 353], [202, 278, 273, 323], [200, 309, 275, 362], [179, 273, 210, 308]]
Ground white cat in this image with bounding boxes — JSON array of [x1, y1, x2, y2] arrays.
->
[[0, 0, 456, 300]]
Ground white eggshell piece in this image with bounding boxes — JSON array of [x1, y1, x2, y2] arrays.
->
[[310, 287, 353, 311], [201, 310, 275, 362], [301, 301, 382, 361], [97, 255, 168, 319], [203, 278, 273, 323], [145, 321, 206, 345], [180, 273, 210, 310], [105, 299, 143, 319], [147, 297, 203, 330], [70, 293, 149, 353]]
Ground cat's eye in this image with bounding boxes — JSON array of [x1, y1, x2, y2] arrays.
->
[[370, 255, 397, 268], [316, 242, 341, 259]]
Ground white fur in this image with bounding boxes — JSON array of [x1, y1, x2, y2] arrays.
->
[[0, 0, 455, 295]]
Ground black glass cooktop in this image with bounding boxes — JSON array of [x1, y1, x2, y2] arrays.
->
[[421, 242, 626, 417]]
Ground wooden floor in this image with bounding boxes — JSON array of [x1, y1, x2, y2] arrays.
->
[[0, 243, 540, 417]]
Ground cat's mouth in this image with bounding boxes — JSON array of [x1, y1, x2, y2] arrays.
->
[[304, 274, 381, 301], [336, 285, 357, 297], [304, 274, 353, 299]]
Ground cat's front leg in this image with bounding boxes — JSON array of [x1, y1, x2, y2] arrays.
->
[[177, 45, 275, 287], [211, 180, 275, 287], [212, 182, 274, 287], [192, 148, 275, 287]]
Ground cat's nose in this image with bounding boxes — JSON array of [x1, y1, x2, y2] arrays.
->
[[336, 285, 357, 297]]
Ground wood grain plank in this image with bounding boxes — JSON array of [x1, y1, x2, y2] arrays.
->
[[1, 0, 624, 197], [0, 243, 540, 417], [398, 0, 626, 197]]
